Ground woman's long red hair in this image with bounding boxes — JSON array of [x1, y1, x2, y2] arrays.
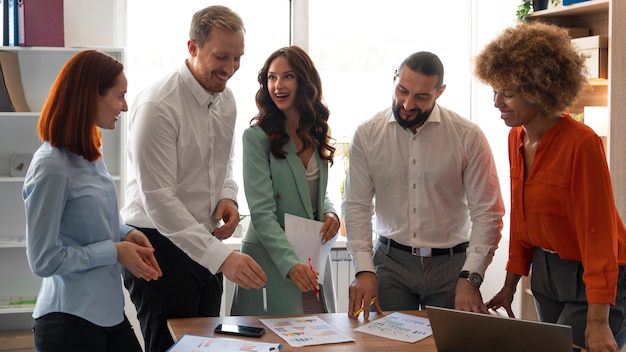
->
[[37, 50, 124, 162]]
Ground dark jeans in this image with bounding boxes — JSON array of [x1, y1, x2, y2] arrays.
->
[[123, 226, 223, 352], [33, 312, 141, 352]]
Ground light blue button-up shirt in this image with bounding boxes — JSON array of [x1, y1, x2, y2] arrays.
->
[[23, 142, 132, 327]]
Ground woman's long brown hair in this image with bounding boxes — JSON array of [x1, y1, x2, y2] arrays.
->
[[252, 46, 335, 165]]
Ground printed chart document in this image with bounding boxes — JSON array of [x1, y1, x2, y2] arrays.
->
[[167, 334, 281, 352], [284, 213, 337, 283], [260, 315, 354, 347], [354, 312, 432, 343]]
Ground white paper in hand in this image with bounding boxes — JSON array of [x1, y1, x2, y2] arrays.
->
[[283, 213, 337, 283]]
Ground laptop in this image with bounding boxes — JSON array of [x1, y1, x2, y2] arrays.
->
[[426, 306, 574, 352]]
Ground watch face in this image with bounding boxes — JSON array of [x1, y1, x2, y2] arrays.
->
[[460, 271, 482, 287], [468, 273, 483, 286]]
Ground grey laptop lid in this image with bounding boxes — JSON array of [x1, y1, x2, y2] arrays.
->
[[426, 306, 573, 352]]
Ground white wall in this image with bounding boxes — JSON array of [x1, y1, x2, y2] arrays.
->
[[64, 0, 126, 47], [470, 0, 521, 316]]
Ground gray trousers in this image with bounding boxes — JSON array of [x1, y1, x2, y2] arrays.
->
[[373, 237, 466, 311], [531, 247, 626, 349]]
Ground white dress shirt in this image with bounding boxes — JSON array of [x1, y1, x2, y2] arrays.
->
[[342, 105, 504, 276], [121, 61, 238, 274]]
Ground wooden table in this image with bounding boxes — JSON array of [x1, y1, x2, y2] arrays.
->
[[168, 310, 437, 352]]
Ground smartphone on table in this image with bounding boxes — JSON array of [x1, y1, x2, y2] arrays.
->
[[214, 323, 265, 338]]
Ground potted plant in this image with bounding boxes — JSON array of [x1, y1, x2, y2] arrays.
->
[[517, 0, 560, 21]]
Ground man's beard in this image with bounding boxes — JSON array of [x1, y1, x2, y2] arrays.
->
[[392, 102, 433, 129]]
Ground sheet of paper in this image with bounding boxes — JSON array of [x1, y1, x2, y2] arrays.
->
[[167, 334, 282, 352], [354, 312, 433, 343], [260, 315, 354, 348], [284, 213, 337, 283]]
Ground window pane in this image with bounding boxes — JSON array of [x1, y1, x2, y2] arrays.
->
[[126, 0, 290, 212], [308, 0, 471, 216]]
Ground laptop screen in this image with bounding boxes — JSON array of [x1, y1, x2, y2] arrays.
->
[[426, 306, 573, 352]]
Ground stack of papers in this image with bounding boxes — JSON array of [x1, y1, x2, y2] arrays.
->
[[260, 315, 354, 347], [167, 335, 282, 352], [354, 312, 432, 343]]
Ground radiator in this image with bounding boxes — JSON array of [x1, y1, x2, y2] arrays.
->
[[330, 248, 354, 313]]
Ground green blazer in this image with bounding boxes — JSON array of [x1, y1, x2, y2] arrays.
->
[[231, 126, 337, 316]]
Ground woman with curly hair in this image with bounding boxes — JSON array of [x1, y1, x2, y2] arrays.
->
[[230, 46, 340, 315], [475, 22, 626, 351]]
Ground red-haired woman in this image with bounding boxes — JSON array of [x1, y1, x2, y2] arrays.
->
[[23, 50, 161, 352]]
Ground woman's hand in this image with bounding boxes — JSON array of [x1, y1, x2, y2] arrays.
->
[[485, 271, 520, 318], [585, 304, 618, 352], [288, 263, 319, 293], [320, 212, 340, 244], [119, 229, 162, 281], [485, 288, 516, 318]]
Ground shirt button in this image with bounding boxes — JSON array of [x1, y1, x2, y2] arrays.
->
[[276, 193, 283, 200]]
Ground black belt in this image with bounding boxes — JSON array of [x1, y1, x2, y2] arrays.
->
[[379, 237, 468, 257]]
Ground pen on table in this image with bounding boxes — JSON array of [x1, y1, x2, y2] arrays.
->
[[308, 257, 320, 301], [353, 296, 377, 318], [262, 285, 268, 313]]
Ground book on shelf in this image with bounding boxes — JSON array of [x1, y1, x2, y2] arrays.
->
[[18, 0, 64, 47], [6, 0, 17, 46], [1, 0, 5, 46], [0, 50, 30, 112], [0, 61, 13, 111]]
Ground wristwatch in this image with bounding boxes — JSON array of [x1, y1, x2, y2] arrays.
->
[[459, 271, 483, 288]]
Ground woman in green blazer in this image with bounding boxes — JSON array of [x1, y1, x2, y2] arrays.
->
[[231, 46, 340, 316]]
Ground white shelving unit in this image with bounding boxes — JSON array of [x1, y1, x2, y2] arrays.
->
[[0, 47, 126, 341], [0, 2, 127, 349]]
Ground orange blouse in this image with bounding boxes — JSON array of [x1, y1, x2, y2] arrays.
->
[[506, 114, 626, 304]]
